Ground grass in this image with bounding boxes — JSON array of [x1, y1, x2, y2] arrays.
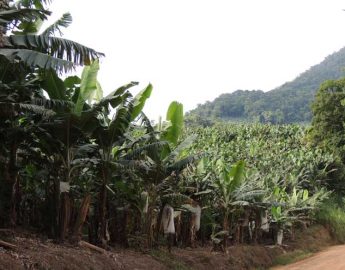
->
[[149, 249, 191, 270], [269, 212, 338, 268], [272, 250, 313, 266], [316, 197, 345, 243]]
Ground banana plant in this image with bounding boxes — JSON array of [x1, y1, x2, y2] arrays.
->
[[79, 82, 152, 244], [34, 59, 152, 242], [213, 160, 245, 250], [213, 159, 264, 250], [270, 186, 329, 245], [121, 101, 199, 247]]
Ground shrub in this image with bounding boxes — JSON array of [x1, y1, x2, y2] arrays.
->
[[316, 197, 345, 243]]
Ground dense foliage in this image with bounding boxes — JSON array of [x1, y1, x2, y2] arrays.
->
[[180, 123, 334, 247], [316, 198, 345, 244], [0, 0, 102, 230], [308, 78, 345, 194], [0, 0, 341, 254], [310, 78, 345, 159], [187, 47, 345, 124]]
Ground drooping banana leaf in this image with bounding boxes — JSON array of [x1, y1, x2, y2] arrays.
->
[[97, 81, 137, 109], [40, 69, 67, 100], [2, 34, 104, 72], [0, 8, 49, 25], [41, 12, 72, 36]]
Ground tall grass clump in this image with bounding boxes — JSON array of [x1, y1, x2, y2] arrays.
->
[[316, 197, 345, 243]]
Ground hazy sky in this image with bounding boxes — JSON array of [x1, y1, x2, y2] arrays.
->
[[46, 0, 345, 119]]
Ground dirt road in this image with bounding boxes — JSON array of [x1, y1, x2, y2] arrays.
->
[[272, 245, 345, 270]]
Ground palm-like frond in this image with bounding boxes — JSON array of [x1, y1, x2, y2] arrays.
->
[[17, 103, 55, 117], [0, 48, 74, 72], [167, 154, 198, 174], [41, 12, 72, 36], [114, 159, 150, 171], [31, 97, 74, 110], [0, 101, 55, 117], [2, 34, 104, 71], [139, 111, 155, 133], [233, 189, 265, 202], [16, 0, 52, 9], [122, 141, 169, 160], [109, 103, 133, 141], [122, 131, 159, 150], [0, 8, 49, 25]]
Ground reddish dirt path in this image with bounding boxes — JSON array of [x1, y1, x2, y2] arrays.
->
[[272, 245, 345, 270]]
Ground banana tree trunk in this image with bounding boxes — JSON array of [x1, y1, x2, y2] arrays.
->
[[188, 214, 196, 247], [188, 207, 201, 248], [98, 167, 108, 244], [147, 205, 157, 248], [253, 209, 262, 244], [71, 194, 91, 242], [59, 192, 71, 241], [223, 210, 229, 251], [8, 141, 19, 228], [9, 172, 19, 228], [276, 229, 283, 245]]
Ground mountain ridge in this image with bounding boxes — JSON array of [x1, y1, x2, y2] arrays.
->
[[187, 47, 345, 124]]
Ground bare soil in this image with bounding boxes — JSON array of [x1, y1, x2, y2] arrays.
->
[[0, 225, 333, 270]]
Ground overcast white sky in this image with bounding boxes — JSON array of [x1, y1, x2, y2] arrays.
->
[[46, 0, 345, 119]]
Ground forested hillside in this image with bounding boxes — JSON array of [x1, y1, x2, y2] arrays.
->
[[187, 47, 345, 124]]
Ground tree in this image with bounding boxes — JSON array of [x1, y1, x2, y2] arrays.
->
[[311, 78, 345, 155], [309, 78, 345, 193]]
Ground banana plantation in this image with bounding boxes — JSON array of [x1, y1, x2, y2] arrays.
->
[[0, 0, 339, 257]]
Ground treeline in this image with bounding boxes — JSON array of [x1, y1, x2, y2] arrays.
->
[[187, 46, 345, 125]]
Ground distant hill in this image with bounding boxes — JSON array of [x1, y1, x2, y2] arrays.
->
[[187, 47, 345, 124]]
